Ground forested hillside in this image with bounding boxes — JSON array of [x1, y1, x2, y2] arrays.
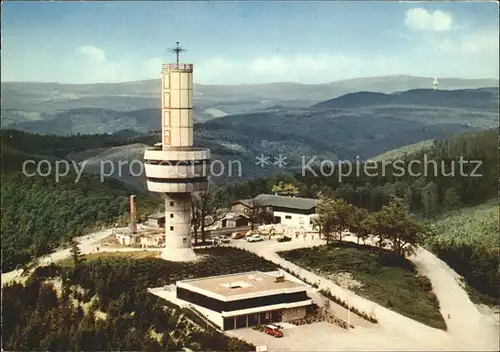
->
[[1, 172, 159, 272], [223, 129, 498, 301], [1, 129, 144, 161], [312, 88, 499, 110], [426, 200, 499, 302], [0, 133, 160, 272], [2, 247, 267, 351], [226, 129, 497, 213]]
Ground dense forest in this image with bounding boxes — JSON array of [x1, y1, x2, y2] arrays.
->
[[225, 129, 497, 214], [1, 129, 163, 273], [1, 172, 159, 273], [222, 129, 499, 301], [2, 247, 271, 351], [1, 129, 146, 160], [426, 200, 499, 301], [1, 128, 497, 299]]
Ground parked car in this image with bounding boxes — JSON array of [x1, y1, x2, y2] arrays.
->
[[231, 232, 246, 239], [264, 325, 283, 338], [276, 235, 292, 242], [246, 234, 264, 242], [214, 235, 230, 244]]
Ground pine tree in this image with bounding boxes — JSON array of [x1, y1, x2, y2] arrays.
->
[[69, 240, 84, 267]]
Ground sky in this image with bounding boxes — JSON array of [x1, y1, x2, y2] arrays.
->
[[1, 1, 499, 84]]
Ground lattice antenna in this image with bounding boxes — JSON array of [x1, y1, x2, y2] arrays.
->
[[168, 41, 187, 64]]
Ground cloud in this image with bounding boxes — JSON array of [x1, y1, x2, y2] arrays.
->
[[410, 27, 499, 79], [405, 8, 453, 32], [58, 30, 498, 84], [76, 45, 107, 63]]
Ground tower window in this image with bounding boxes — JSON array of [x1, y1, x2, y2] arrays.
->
[[170, 201, 174, 206], [183, 238, 187, 243], [170, 213, 174, 218], [170, 226, 174, 231]]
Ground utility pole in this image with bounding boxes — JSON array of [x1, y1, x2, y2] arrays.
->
[[168, 41, 187, 65]]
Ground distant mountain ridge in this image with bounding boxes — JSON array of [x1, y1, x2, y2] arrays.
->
[[7, 87, 499, 136], [2, 75, 498, 114], [312, 88, 499, 110], [2, 85, 498, 187]]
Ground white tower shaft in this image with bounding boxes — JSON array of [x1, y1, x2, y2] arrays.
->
[[161, 64, 194, 148], [144, 61, 210, 261]]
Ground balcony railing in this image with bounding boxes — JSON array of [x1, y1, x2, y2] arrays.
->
[[162, 63, 193, 71]]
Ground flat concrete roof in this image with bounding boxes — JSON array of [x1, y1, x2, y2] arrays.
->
[[178, 271, 307, 297]]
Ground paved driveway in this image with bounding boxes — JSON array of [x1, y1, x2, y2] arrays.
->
[[228, 321, 454, 352], [225, 236, 500, 351]]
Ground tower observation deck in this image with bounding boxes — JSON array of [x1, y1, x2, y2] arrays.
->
[[144, 43, 210, 261]]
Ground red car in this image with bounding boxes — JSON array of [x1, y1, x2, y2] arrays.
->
[[264, 325, 283, 338]]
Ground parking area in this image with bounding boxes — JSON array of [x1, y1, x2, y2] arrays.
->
[[223, 235, 325, 253], [227, 321, 453, 351], [228, 321, 388, 351]]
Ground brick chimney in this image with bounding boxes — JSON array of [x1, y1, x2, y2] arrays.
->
[[130, 195, 137, 234]]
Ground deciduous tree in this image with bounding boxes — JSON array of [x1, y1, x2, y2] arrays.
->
[[367, 197, 426, 257], [191, 185, 228, 243], [271, 181, 299, 197], [348, 206, 369, 244], [317, 196, 353, 244]]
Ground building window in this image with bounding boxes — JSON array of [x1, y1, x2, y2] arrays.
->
[[170, 201, 174, 206], [285, 215, 292, 220], [183, 238, 187, 243], [170, 213, 174, 218], [170, 226, 174, 231]]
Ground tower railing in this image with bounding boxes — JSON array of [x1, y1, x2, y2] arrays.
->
[[162, 63, 193, 71]]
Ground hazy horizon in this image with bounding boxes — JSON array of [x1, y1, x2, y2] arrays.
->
[[2, 74, 499, 86]]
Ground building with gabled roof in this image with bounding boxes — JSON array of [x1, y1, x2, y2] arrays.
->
[[231, 194, 318, 232]]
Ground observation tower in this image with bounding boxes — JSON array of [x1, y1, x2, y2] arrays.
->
[[144, 42, 210, 261]]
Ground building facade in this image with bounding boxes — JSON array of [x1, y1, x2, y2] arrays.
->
[[175, 271, 313, 330], [231, 194, 318, 232], [115, 232, 140, 246]]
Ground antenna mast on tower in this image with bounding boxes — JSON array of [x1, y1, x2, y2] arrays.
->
[[168, 41, 187, 65]]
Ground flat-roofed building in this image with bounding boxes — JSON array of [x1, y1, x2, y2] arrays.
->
[[175, 271, 313, 330]]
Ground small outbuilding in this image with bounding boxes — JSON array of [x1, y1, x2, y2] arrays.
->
[[147, 212, 166, 228]]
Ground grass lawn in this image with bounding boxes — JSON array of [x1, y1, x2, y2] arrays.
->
[[279, 242, 446, 330], [57, 250, 161, 266]]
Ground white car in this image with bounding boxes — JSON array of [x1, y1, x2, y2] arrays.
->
[[214, 235, 230, 244], [247, 234, 264, 242]]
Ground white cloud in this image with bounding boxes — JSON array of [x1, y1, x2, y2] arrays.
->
[[410, 27, 499, 79], [59, 30, 497, 84], [76, 45, 107, 63], [195, 57, 240, 84], [405, 8, 453, 32]]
